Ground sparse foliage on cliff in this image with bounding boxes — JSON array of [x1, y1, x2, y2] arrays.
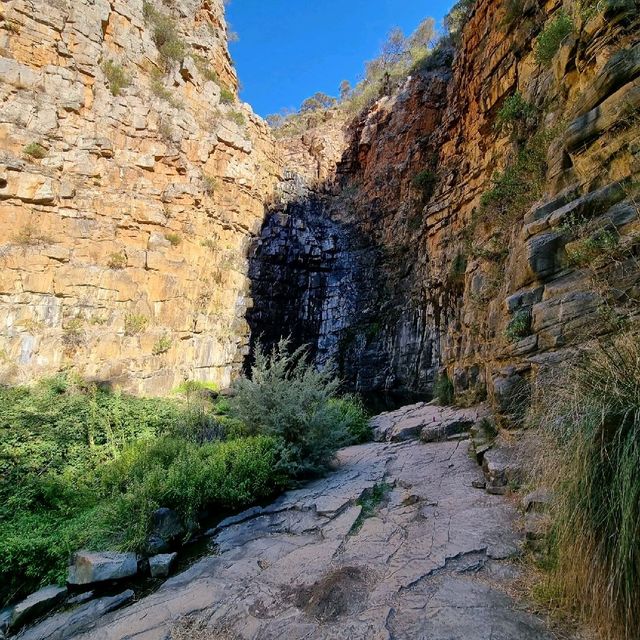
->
[[494, 92, 537, 135], [434, 371, 455, 405], [101, 59, 130, 96], [535, 10, 574, 67], [22, 142, 47, 160], [505, 309, 532, 342], [444, 0, 476, 39], [143, 1, 186, 64]]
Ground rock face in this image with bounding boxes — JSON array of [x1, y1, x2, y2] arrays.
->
[[248, 0, 640, 401], [0, 0, 281, 394], [59, 412, 558, 640], [67, 552, 137, 586]]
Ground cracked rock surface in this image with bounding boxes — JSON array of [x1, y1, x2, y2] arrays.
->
[[65, 431, 555, 640]]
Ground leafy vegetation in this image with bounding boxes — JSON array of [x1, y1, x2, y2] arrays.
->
[[444, 0, 476, 38], [0, 341, 369, 605], [124, 313, 149, 336], [101, 59, 130, 96], [107, 251, 127, 269], [505, 309, 532, 342], [220, 87, 235, 104], [535, 11, 573, 67], [152, 335, 172, 356], [434, 371, 455, 405], [412, 169, 437, 199], [231, 339, 369, 478], [143, 1, 186, 64], [529, 332, 640, 639], [22, 142, 47, 160], [165, 232, 182, 247], [350, 482, 393, 534], [564, 228, 619, 267], [494, 92, 537, 135]]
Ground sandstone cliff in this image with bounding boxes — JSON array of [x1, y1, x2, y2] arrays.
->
[[250, 0, 639, 410], [0, 0, 281, 394], [1, 0, 638, 408]]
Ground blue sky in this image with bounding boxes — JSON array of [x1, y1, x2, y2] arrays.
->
[[225, 1, 454, 117]]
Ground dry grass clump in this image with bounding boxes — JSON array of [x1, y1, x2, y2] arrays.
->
[[526, 331, 640, 640]]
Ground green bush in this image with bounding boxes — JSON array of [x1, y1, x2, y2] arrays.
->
[[505, 309, 532, 341], [412, 169, 437, 199], [220, 87, 235, 104], [535, 11, 573, 67], [124, 313, 149, 336], [434, 371, 455, 405], [231, 340, 356, 477], [327, 396, 371, 444], [101, 59, 130, 96], [23, 142, 47, 159], [143, 2, 186, 64], [530, 332, 640, 639], [495, 92, 537, 133]]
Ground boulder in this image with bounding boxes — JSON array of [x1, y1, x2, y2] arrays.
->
[[67, 552, 138, 586], [420, 416, 474, 443], [149, 553, 177, 578], [10, 585, 67, 629], [151, 507, 185, 542]]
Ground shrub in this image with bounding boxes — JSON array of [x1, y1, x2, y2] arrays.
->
[[565, 228, 619, 267], [434, 371, 455, 405], [101, 59, 130, 96], [411, 169, 437, 199], [0, 375, 283, 604], [326, 396, 371, 444], [203, 174, 218, 195], [107, 251, 127, 269], [448, 251, 467, 289], [220, 87, 235, 104], [143, 2, 186, 64], [494, 92, 537, 133], [231, 340, 352, 477], [62, 318, 85, 349], [13, 225, 51, 246], [124, 313, 149, 336], [192, 54, 219, 82], [165, 232, 181, 247], [529, 332, 640, 639], [444, 0, 476, 37], [229, 110, 246, 127], [535, 11, 573, 67], [505, 309, 532, 341], [152, 335, 172, 355], [23, 142, 47, 159], [502, 0, 525, 27]]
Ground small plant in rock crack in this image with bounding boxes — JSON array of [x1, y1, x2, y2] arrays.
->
[[434, 371, 455, 405], [535, 10, 573, 67], [494, 92, 537, 135], [505, 309, 532, 342], [22, 142, 47, 160], [152, 335, 172, 356], [124, 313, 149, 336], [350, 482, 394, 534], [101, 59, 130, 96]]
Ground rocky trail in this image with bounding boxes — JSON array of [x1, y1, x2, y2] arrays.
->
[[13, 404, 566, 640]]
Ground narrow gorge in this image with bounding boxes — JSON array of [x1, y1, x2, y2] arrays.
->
[[1, 0, 639, 638]]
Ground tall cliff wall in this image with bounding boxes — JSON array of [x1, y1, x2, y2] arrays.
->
[[0, 0, 282, 394], [248, 0, 639, 408]]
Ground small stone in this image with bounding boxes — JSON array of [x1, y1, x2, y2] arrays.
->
[[522, 489, 552, 512], [67, 551, 138, 586], [472, 480, 486, 489], [149, 553, 177, 578], [10, 585, 67, 629]]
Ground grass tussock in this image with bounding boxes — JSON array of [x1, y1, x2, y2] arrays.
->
[[527, 331, 640, 639]]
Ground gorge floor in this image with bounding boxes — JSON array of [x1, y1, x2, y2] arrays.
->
[[24, 409, 567, 640]]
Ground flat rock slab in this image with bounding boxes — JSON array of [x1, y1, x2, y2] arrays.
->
[[10, 586, 67, 629], [58, 436, 560, 640], [370, 403, 486, 442]]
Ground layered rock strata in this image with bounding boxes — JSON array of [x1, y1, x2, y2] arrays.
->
[[0, 0, 281, 393]]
